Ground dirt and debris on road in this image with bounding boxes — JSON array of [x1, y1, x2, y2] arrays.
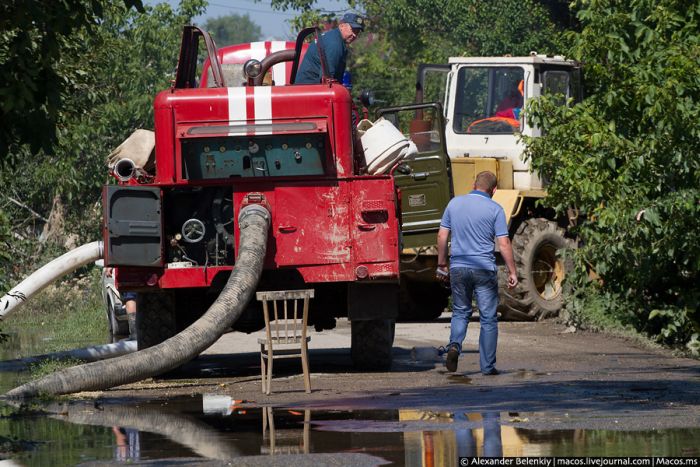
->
[[79, 315, 700, 431], [4, 315, 700, 463]]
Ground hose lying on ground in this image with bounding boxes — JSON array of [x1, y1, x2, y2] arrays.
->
[[0, 241, 104, 320], [4, 204, 270, 398], [0, 340, 137, 372]]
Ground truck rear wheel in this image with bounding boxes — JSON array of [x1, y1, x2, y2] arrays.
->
[[499, 218, 575, 321], [136, 291, 177, 350], [351, 319, 395, 371]]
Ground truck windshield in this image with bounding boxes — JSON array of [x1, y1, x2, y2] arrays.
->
[[452, 66, 524, 135]]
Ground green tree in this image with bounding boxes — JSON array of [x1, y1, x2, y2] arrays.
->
[[205, 13, 262, 46], [0, 0, 206, 291], [269, 0, 572, 106], [0, 0, 144, 165], [524, 0, 700, 351]]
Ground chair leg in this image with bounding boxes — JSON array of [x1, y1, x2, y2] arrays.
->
[[301, 342, 311, 394], [266, 347, 274, 395], [260, 345, 267, 394]]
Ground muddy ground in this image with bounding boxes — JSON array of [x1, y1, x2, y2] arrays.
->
[[76, 315, 700, 431]]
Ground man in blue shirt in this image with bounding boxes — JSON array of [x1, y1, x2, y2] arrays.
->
[[437, 171, 518, 375], [296, 13, 365, 84]]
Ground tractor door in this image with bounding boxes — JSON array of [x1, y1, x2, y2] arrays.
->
[[376, 103, 452, 249], [416, 64, 450, 110]]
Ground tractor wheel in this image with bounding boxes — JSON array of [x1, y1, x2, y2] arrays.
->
[[351, 319, 395, 371], [499, 218, 575, 321], [136, 291, 177, 350]]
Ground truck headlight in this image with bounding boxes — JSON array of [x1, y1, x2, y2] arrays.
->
[[243, 59, 262, 79]]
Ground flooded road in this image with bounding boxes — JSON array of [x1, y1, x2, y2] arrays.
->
[[3, 395, 700, 465], [2, 316, 700, 464]]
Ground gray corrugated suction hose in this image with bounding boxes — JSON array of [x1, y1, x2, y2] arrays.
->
[[5, 204, 270, 398]]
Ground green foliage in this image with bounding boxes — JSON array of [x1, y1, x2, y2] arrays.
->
[[269, 0, 571, 112], [28, 357, 87, 380], [204, 13, 262, 46], [0, 0, 144, 163], [2, 270, 105, 357], [524, 0, 700, 350]]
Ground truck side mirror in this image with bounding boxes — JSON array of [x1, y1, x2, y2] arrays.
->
[[359, 89, 376, 107]]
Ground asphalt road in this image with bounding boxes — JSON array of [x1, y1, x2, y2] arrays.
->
[[92, 313, 700, 431]]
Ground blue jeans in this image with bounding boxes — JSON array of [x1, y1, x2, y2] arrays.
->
[[448, 267, 499, 374]]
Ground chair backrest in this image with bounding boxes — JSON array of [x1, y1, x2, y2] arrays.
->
[[256, 290, 314, 344]]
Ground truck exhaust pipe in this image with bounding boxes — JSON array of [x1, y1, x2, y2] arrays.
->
[[5, 203, 270, 398]]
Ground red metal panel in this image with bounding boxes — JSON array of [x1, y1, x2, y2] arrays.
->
[[350, 178, 400, 278], [153, 91, 177, 183], [295, 263, 354, 282], [231, 183, 351, 269], [116, 266, 235, 290], [157, 84, 353, 184], [272, 183, 351, 267]]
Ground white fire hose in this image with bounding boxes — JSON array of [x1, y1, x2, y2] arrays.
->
[[0, 241, 104, 320]]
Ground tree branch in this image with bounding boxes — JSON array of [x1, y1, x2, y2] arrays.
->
[[2, 195, 48, 223]]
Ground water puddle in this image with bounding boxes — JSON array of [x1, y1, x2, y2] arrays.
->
[[1, 395, 699, 465]]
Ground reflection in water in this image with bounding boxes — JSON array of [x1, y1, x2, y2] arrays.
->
[[43, 399, 243, 460], [262, 406, 311, 455], [456, 412, 503, 457], [400, 410, 503, 463], [1, 397, 699, 465], [112, 426, 140, 461]]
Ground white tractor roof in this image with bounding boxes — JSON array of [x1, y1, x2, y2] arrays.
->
[[448, 54, 576, 67]]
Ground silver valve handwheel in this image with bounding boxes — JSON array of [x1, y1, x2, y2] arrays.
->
[[182, 218, 206, 243]]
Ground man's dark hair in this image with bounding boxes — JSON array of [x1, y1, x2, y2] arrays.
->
[[475, 171, 498, 192]]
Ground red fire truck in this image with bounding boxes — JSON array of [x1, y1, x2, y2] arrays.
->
[[103, 27, 447, 370]]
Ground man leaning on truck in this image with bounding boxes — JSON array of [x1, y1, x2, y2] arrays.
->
[[295, 13, 365, 84], [436, 171, 518, 375]]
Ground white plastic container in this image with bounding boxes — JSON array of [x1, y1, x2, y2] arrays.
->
[[359, 118, 409, 174]]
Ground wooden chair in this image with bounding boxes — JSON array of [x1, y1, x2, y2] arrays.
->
[[256, 289, 314, 394]]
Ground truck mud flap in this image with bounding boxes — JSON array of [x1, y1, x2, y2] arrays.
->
[[347, 282, 399, 321]]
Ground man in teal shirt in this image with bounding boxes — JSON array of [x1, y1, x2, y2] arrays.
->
[[296, 13, 365, 84]]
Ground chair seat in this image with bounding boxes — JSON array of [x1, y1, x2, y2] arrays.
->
[[258, 336, 310, 345]]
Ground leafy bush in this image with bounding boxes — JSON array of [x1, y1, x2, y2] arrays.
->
[[524, 0, 700, 352], [0, 1, 205, 288]]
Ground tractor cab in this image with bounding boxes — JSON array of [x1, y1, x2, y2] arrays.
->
[[417, 55, 581, 192]]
